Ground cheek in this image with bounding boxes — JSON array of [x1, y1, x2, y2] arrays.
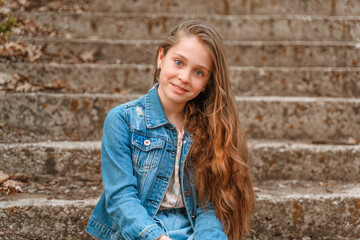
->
[[194, 79, 208, 91], [161, 64, 178, 78]]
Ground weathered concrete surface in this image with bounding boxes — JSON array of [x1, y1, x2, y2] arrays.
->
[[237, 96, 360, 141], [1, 93, 359, 141], [0, 141, 101, 180], [0, 92, 137, 140], [0, 183, 359, 239], [12, 11, 360, 41], [3, 63, 360, 97], [250, 182, 360, 239], [1, 63, 155, 94], [0, 198, 97, 240], [248, 141, 360, 182], [230, 66, 360, 97], [23, 0, 360, 16], [1, 141, 359, 182], [14, 36, 360, 67]]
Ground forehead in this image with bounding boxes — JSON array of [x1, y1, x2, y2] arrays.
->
[[167, 36, 213, 70]]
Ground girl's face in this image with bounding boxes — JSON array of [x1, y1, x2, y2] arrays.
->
[[157, 35, 213, 110]]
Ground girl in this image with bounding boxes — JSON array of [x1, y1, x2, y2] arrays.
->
[[86, 20, 255, 240]]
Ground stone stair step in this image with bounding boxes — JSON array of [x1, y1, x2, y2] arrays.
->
[[249, 141, 360, 183], [0, 198, 96, 240], [11, 11, 360, 41], [15, 0, 360, 16], [1, 93, 359, 141], [1, 182, 359, 239], [251, 181, 360, 239], [1, 141, 102, 181], [1, 141, 359, 183], [2, 63, 360, 97], [10, 37, 360, 67]]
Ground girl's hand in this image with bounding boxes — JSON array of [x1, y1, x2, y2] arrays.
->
[[157, 235, 172, 240]]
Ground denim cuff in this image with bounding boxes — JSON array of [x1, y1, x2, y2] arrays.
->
[[139, 224, 166, 240]]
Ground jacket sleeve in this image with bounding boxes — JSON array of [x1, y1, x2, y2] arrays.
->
[[101, 106, 165, 240], [194, 203, 228, 240]]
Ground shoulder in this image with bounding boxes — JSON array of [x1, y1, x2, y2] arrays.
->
[[121, 94, 146, 110], [105, 94, 147, 126]]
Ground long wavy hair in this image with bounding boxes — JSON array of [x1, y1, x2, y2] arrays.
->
[[154, 20, 255, 240]]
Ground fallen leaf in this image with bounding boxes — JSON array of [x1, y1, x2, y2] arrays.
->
[[2, 179, 24, 188], [0, 72, 14, 85], [15, 81, 32, 92], [348, 137, 356, 144], [79, 50, 96, 62], [113, 87, 126, 94], [44, 79, 74, 91], [0, 179, 23, 195], [0, 40, 42, 62], [18, 0, 30, 7], [9, 173, 30, 182], [9, 187, 18, 195], [0, 186, 11, 195], [0, 171, 9, 184]]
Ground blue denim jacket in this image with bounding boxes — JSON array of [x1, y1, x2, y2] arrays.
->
[[86, 84, 227, 240]]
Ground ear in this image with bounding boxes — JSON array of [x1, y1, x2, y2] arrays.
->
[[157, 47, 164, 67]]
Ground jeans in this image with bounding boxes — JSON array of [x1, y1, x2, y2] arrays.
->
[[155, 208, 194, 240]]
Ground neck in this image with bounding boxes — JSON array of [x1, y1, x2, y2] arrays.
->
[[163, 104, 185, 130], [158, 96, 185, 129]]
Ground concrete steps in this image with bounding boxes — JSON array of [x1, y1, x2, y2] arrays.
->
[[0, 198, 97, 240], [250, 181, 360, 239], [3, 63, 360, 97], [1, 141, 359, 183], [2, 93, 359, 141], [13, 0, 360, 16], [11, 11, 360, 41], [1, 183, 359, 239], [9, 36, 360, 67], [1, 0, 359, 238]]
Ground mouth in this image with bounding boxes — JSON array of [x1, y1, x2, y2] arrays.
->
[[171, 83, 188, 92]]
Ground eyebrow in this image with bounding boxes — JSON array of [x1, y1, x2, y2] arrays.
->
[[173, 53, 210, 73]]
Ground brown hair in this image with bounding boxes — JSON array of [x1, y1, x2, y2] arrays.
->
[[154, 20, 255, 240]]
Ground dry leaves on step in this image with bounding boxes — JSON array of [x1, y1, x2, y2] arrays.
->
[[38, 0, 88, 12], [79, 50, 96, 62], [7, 15, 71, 38], [0, 40, 42, 62], [0, 170, 9, 184], [0, 0, 30, 12], [1, 0, 89, 12], [0, 170, 29, 196], [43, 78, 74, 91], [0, 72, 74, 92]]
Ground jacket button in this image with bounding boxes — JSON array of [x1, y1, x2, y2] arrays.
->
[[144, 140, 151, 146], [185, 190, 190, 197]]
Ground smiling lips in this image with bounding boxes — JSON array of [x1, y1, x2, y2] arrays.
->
[[171, 83, 188, 93]]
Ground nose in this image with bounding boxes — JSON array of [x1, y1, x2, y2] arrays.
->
[[178, 67, 191, 83]]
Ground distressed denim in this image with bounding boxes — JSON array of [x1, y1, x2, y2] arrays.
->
[[86, 84, 228, 240]]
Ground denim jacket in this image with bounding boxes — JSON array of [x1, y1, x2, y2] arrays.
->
[[86, 84, 227, 240]]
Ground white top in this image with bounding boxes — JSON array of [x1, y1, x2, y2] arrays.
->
[[160, 127, 185, 209]]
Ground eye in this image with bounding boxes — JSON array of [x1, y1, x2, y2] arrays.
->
[[175, 60, 183, 66], [195, 70, 204, 76]]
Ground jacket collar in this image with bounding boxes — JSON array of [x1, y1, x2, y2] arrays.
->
[[145, 83, 170, 128]]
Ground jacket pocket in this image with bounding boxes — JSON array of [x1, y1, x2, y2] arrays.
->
[[132, 132, 165, 170]]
